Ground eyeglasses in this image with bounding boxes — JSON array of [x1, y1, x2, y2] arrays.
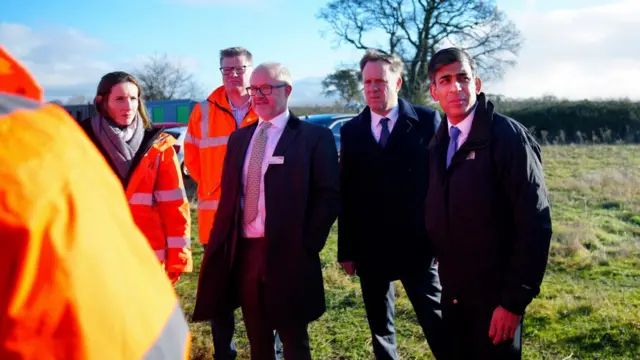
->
[[220, 66, 248, 75], [246, 84, 288, 96]]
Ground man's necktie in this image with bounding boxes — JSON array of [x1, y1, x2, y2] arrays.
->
[[244, 121, 272, 224], [446, 126, 461, 168], [379, 117, 390, 148]]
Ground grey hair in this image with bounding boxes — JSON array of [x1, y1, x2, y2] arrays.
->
[[254, 62, 293, 86]]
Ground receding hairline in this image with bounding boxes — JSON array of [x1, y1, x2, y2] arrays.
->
[[252, 62, 293, 86]]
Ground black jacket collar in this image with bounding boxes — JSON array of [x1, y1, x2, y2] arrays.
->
[[430, 92, 493, 151]]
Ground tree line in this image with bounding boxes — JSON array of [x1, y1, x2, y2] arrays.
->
[[292, 97, 640, 145], [58, 0, 638, 144], [491, 97, 640, 145]]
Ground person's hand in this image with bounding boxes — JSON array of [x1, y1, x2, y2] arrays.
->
[[340, 261, 356, 276], [167, 271, 181, 285], [488, 306, 521, 345]]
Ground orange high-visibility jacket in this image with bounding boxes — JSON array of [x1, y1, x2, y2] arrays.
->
[[184, 86, 258, 244], [0, 45, 190, 359], [80, 121, 193, 274]]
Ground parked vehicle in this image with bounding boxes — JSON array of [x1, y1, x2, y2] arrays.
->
[[302, 113, 355, 157], [301, 113, 355, 128]]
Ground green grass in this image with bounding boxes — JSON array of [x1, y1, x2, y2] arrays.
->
[[177, 145, 640, 359]]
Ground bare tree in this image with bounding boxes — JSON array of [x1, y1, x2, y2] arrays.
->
[[134, 53, 204, 101], [317, 0, 523, 104], [322, 68, 363, 104]]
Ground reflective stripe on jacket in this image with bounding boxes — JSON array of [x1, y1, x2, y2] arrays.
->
[[79, 121, 193, 274], [0, 45, 190, 359], [184, 86, 258, 243], [126, 132, 193, 273]]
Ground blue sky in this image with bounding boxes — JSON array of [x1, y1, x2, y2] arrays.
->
[[2, 0, 637, 103]]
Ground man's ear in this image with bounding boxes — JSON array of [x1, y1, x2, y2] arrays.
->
[[429, 84, 438, 102], [475, 76, 482, 94]]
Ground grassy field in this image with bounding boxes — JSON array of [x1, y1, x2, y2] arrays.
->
[[176, 145, 640, 360]]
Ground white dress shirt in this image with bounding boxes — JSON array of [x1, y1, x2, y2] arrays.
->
[[241, 109, 290, 238], [447, 103, 477, 149], [370, 104, 400, 142]]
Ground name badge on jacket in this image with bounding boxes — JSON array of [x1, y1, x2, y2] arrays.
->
[[466, 151, 475, 160], [268, 156, 285, 165]]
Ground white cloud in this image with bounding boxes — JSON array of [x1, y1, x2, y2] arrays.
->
[[490, 0, 640, 100], [3, 0, 638, 103], [0, 23, 116, 99], [0, 23, 202, 101]]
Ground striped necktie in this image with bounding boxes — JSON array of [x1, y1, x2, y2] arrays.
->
[[243, 121, 272, 223]]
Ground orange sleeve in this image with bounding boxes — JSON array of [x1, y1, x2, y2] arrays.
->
[[0, 102, 190, 359], [184, 102, 202, 184], [155, 144, 193, 273]]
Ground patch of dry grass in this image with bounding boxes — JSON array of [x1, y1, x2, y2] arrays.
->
[[177, 145, 640, 359]]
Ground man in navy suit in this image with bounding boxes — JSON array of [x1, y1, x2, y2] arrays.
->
[[338, 49, 446, 359], [425, 47, 552, 359]]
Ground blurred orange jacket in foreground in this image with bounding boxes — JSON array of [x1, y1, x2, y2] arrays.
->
[[0, 45, 191, 360]]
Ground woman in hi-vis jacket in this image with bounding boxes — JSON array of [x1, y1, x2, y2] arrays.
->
[[81, 71, 193, 285]]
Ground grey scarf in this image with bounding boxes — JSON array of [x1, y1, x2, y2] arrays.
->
[[91, 113, 145, 181]]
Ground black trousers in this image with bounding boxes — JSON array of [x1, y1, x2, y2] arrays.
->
[[202, 244, 238, 360], [235, 237, 311, 360], [358, 259, 446, 360], [442, 299, 523, 360]]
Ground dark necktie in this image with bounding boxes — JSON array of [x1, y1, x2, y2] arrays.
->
[[446, 126, 461, 168], [379, 117, 390, 148]]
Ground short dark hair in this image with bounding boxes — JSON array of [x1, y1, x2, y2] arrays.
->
[[359, 48, 404, 74], [219, 47, 253, 65], [427, 47, 477, 83]]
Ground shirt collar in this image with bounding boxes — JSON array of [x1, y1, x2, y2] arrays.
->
[[447, 102, 477, 137], [258, 108, 290, 129], [371, 104, 399, 127], [227, 95, 251, 111]]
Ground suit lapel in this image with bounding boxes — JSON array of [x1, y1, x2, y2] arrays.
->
[[384, 98, 418, 150], [235, 122, 258, 173], [272, 113, 300, 158], [429, 119, 449, 183], [357, 109, 378, 148], [385, 115, 412, 149], [448, 96, 491, 169], [228, 123, 257, 270]]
